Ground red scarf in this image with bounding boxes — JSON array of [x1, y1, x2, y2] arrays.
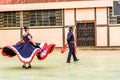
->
[[61, 43, 77, 54]]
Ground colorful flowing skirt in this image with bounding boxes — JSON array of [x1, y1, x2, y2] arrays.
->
[[2, 42, 56, 64]]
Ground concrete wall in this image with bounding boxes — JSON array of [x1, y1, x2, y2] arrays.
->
[[76, 8, 95, 21], [96, 27, 108, 46], [0, 29, 20, 47], [0, 0, 113, 12], [96, 7, 108, 46], [0, 28, 63, 48], [110, 27, 120, 46], [64, 9, 75, 26], [1, 0, 119, 47], [96, 7, 107, 25], [30, 28, 63, 47]]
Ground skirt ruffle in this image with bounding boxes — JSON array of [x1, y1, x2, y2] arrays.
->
[[2, 42, 56, 64]]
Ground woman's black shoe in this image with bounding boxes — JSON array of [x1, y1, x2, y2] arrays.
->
[[22, 64, 31, 69], [28, 65, 31, 69], [26, 65, 32, 69], [22, 65, 26, 68]]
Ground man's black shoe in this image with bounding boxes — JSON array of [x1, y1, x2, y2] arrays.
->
[[74, 59, 79, 62], [67, 61, 71, 63]]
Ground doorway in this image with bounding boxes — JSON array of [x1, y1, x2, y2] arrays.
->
[[76, 22, 95, 46]]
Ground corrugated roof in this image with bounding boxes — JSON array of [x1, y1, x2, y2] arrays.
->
[[0, 0, 88, 4], [0, 0, 12, 4]]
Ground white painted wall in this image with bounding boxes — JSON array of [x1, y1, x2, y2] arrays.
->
[[96, 7, 107, 25], [0, 30, 20, 47], [96, 27, 107, 46], [30, 28, 63, 47], [110, 27, 120, 46], [76, 8, 95, 21], [0, 0, 113, 12], [64, 9, 75, 26]]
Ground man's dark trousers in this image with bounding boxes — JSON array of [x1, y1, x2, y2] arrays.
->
[[67, 43, 77, 62]]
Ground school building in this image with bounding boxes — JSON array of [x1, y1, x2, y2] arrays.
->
[[0, 0, 120, 48]]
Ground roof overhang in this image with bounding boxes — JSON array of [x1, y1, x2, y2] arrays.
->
[[0, 0, 113, 12]]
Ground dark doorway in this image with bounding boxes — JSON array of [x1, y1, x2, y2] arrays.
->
[[76, 22, 95, 46]]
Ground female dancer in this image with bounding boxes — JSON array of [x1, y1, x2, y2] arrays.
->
[[21, 26, 37, 68], [2, 26, 56, 69]]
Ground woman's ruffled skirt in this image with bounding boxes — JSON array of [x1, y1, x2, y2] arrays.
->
[[2, 42, 56, 64]]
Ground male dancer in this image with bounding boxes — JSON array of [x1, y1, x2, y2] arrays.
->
[[67, 27, 79, 63]]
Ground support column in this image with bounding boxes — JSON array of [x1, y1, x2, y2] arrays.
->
[[107, 7, 110, 47], [20, 11, 23, 39], [62, 9, 65, 46]]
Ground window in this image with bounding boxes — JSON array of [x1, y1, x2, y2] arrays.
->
[[109, 7, 120, 24], [0, 12, 20, 27], [0, 9, 63, 28], [23, 10, 63, 27]]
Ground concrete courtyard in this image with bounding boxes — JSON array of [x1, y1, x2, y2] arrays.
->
[[0, 48, 120, 80]]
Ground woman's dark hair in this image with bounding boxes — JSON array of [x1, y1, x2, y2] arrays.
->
[[24, 26, 29, 32]]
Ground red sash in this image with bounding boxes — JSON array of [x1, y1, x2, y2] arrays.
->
[[61, 42, 77, 54]]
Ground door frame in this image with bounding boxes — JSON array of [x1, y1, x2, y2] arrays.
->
[[75, 20, 96, 47]]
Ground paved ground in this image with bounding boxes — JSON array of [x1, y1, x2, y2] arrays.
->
[[0, 49, 120, 80]]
